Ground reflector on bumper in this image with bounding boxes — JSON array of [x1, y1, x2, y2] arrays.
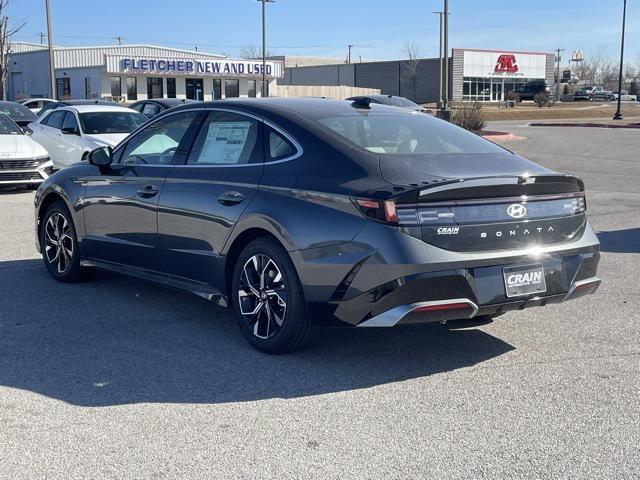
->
[[357, 299, 478, 327]]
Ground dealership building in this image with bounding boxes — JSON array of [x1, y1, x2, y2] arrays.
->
[[7, 43, 284, 102], [279, 48, 555, 103]]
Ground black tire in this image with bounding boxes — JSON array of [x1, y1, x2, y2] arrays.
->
[[231, 237, 313, 354], [39, 200, 91, 283]]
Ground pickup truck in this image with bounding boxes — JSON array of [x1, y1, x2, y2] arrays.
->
[[591, 90, 614, 101], [574, 86, 604, 101], [612, 90, 638, 102]]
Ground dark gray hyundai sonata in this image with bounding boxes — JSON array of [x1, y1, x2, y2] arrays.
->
[[34, 98, 600, 353]]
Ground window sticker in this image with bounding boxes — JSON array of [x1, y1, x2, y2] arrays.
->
[[198, 121, 251, 164]]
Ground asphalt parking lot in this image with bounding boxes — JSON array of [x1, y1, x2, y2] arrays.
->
[[1, 123, 639, 479]]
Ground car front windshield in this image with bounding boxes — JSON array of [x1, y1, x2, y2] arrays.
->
[[79, 112, 147, 134], [380, 96, 419, 108], [0, 114, 23, 135], [317, 113, 504, 155]]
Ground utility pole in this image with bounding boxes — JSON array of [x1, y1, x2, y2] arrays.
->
[[433, 11, 444, 107], [442, 0, 450, 118], [347, 44, 354, 64], [555, 48, 565, 100], [38, 32, 45, 44], [613, 0, 627, 120], [45, 0, 56, 100], [115, 35, 122, 45], [257, 0, 275, 98]]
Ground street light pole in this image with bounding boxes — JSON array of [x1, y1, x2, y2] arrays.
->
[[555, 48, 565, 101], [442, 0, 449, 113], [258, 0, 274, 98], [347, 44, 354, 64], [45, 0, 56, 100], [433, 11, 444, 107], [613, 0, 627, 120]]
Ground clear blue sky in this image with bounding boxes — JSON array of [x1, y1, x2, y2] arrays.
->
[[8, 0, 639, 65]]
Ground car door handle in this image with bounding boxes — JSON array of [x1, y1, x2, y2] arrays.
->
[[137, 185, 160, 198], [218, 191, 244, 206]]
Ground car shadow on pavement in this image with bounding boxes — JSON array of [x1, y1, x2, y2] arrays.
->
[[0, 259, 515, 407], [597, 228, 640, 254]]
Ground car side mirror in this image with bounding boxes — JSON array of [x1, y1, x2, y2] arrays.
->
[[61, 126, 80, 136], [88, 146, 113, 168]]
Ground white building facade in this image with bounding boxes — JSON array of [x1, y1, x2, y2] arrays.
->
[[452, 48, 555, 102], [8, 43, 284, 102]]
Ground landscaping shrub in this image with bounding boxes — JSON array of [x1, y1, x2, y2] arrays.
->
[[450, 102, 486, 132]]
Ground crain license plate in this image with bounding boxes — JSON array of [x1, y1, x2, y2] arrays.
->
[[503, 264, 547, 298]]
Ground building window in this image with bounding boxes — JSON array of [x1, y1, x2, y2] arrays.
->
[[56, 77, 71, 99], [248, 80, 256, 98], [110, 76, 122, 98], [224, 79, 239, 98], [462, 76, 541, 102], [185, 78, 204, 100], [212, 79, 222, 100], [167, 78, 176, 98], [84, 77, 92, 99], [147, 77, 163, 99], [126, 77, 137, 101]]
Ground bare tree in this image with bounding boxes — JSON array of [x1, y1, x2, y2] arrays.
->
[[401, 41, 421, 101], [240, 45, 271, 59], [0, 0, 26, 100]]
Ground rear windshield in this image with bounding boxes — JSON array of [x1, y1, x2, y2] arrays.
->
[[79, 112, 147, 134], [0, 114, 23, 135], [317, 113, 504, 155], [0, 102, 37, 121], [380, 97, 418, 108]]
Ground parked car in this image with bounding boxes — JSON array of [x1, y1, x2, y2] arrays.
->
[[345, 95, 430, 113], [37, 99, 119, 118], [17, 98, 57, 115], [612, 90, 637, 102], [0, 100, 39, 129], [34, 98, 601, 353], [591, 90, 613, 101], [514, 80, 552, 101], [28, 105, 147, 169], [130, 98, 197, 119], [573, 86, 603, 101], [0, 113, 53, 188]]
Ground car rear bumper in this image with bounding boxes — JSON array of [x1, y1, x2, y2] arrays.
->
[[356, 276, 600, 327], [293, 220, 601, 327]]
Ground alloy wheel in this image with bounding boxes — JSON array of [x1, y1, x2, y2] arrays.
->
[[238, 254, 287, 339], [44, 212, 74, 274]]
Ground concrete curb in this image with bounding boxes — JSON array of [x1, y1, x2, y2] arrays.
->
[[481, 131, 515, 141], [529, 122, 640, 129]]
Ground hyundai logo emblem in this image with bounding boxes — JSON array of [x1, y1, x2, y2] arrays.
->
[[507, 204, 527, 219]]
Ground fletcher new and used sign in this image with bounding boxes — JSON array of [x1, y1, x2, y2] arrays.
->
[[105, 55, 284, 79]]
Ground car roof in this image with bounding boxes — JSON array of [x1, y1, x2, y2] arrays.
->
[[58, 99, 119, 106], [58, 104, 139, 113], [132, 98, 197, 107], [170, 97, 412, 119]]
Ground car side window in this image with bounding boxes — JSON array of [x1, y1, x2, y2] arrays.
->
[[130, 103, 144, 113], [142, 104, 160, 117], [267, 128, 296, 160], [46, 110, 66, 130], [187, 111, 261, 165], [118, 111, 199, 165], [62, 112, 80, 133]]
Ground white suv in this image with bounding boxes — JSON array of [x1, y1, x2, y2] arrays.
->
[[28, 104, 147, 169]]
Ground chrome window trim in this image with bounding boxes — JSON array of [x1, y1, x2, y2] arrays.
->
[[112, 106, 303, 168]]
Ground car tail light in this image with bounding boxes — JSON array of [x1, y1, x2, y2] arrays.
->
[[355, 198, 398, 224]]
